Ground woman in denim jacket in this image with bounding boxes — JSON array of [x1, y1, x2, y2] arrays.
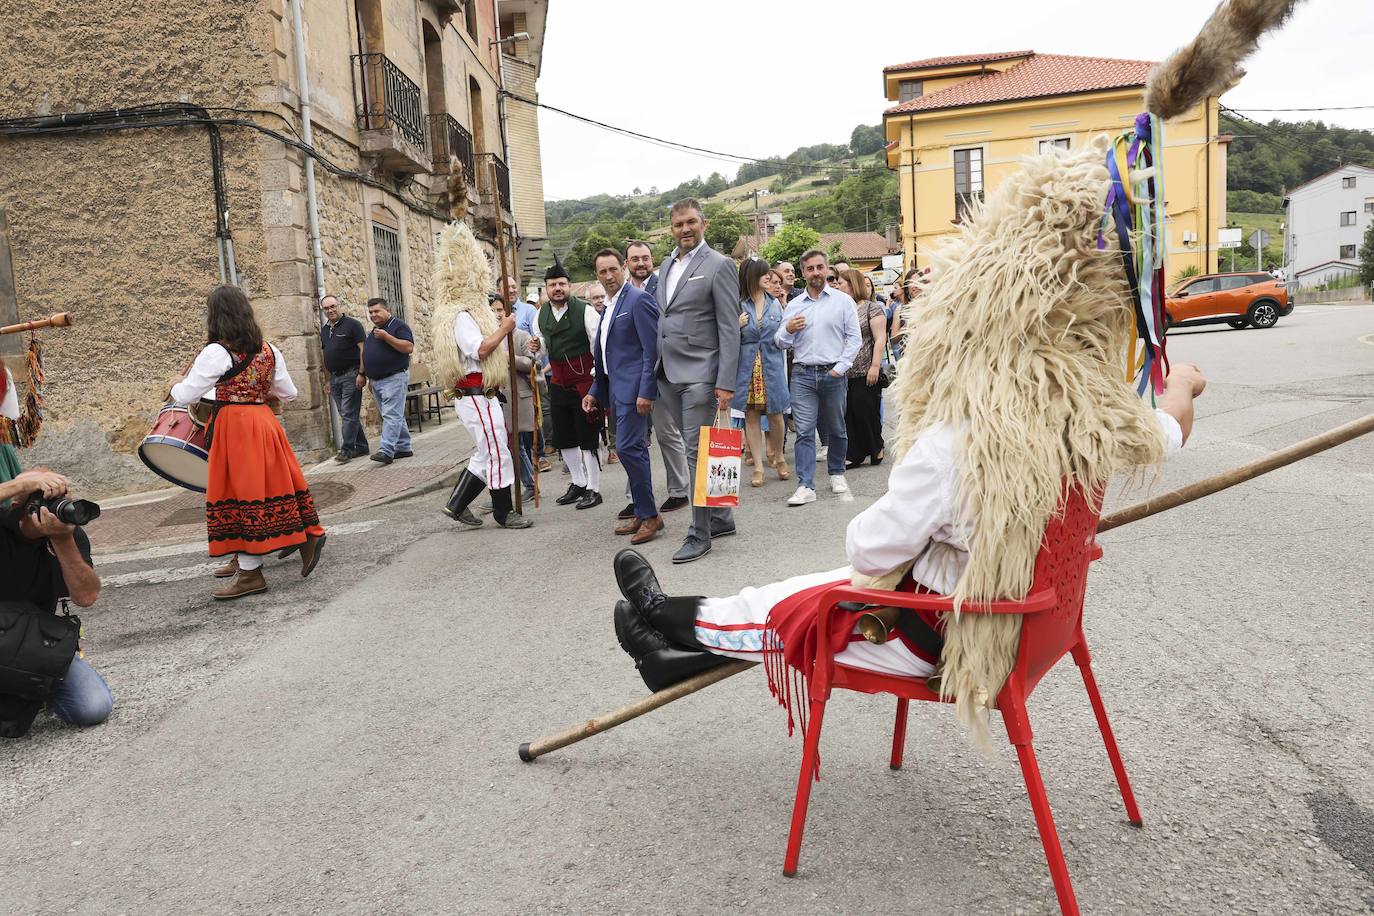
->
[[732, 259, 791, 486]]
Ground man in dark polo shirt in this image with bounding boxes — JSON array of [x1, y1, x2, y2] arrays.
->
[[362, 297, 415, 464], [320, 295, 370, 463]]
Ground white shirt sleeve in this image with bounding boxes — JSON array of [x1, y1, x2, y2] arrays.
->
[[584, 302, 601, 349], [845, 428, 958, 577], [170, 344, 231, 405], [454, 312, 484, 361], [1, 368, 18, 420], [1155, 408, 1184, 458], [269, 345, 297, 402]]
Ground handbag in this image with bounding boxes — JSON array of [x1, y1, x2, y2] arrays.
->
[[692, 409, 744, 508]]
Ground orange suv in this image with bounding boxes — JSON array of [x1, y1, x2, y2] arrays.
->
[[1164, 272, 1291, 330]]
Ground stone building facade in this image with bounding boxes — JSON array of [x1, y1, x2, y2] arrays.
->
[[0, 0, 548, 498]]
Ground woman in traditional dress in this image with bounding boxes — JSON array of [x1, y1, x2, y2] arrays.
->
[[838, 268, 888, 468], [732, 259, 790, 487], [171, 286, 326, 599]]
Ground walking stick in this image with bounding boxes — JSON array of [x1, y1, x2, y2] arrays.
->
[[518, 413, 1374, 761], [530, 363, 542, 507]]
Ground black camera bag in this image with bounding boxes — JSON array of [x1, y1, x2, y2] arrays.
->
[[0, 599, 81, 701]]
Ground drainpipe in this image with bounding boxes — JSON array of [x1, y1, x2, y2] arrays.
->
[[289, 0, 339, 450]]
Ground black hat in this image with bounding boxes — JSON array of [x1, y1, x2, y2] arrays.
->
[[543, 255, 568, 282]]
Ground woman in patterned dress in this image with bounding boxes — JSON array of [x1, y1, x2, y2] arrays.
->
[[170, 286, 326, 600], [732, 259, 791, 487]]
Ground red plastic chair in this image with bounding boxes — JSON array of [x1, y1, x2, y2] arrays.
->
[[782, 486, 1139, 916]]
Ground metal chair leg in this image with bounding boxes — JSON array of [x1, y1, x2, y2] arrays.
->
[[889, 698, 909, 770], [1073, 644, 1142, 825], [783, 699, 827, 877]]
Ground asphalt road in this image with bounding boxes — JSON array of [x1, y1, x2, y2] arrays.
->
[[2, 304, 1372, 915]]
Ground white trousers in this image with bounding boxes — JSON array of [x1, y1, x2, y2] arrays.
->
[[695, 566, 936, 679], [456, 394, 514, 489]]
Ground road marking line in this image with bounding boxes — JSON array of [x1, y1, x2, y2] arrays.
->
[[1359, 333, 1374, 348], [95, 519, 382, 567]]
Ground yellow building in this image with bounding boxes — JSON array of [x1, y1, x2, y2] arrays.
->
[[883, 51, 1229, 276]]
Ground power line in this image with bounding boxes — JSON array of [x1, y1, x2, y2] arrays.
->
[[1227, 105, 1374, 112]]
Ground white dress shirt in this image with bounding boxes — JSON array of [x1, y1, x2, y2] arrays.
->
[[171, 343, 297, 405], [453, 312, 485, 376], [844, 411, 1184, 593], [532, 299, 599, 353], [1, 368, 18, 421], [598, 283, 627, 368], [662, 239, 706, 304]]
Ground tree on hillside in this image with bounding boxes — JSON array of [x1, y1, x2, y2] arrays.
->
[[849, 124, 886, 156], [702, 204, 752, 253], [1359, 223, 1374, 288], [760, 224, 822, 267]]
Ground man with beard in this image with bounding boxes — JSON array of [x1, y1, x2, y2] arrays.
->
[[529, 258, 603, 510], [653, 200, 741, 564]]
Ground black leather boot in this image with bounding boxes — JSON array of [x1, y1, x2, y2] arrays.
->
[[442, 470, 487, 527], [490, 486, 534, 529], [614, 600, 731, 692], [614, 549, 700, 648]]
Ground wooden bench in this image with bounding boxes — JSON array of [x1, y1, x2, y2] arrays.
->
[[405, 364, 445, 432]]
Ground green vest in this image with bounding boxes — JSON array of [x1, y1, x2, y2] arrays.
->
[[537, 297, 591, 362]]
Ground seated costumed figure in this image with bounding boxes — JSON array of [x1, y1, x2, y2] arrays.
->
[[611, 134, 1210, 733]]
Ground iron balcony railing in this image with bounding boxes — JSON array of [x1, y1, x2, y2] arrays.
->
[[352, 52, 426, 149], [478, 152, 512, 212], [427, 113, 475, 185]]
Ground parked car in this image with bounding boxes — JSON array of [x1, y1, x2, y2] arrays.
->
[[1164, 272, 1292, 330]]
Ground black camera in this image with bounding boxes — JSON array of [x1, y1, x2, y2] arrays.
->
[[23, 493, 101, 526]]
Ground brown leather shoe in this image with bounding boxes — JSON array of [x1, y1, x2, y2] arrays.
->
[[212, 568, 267, 600], [299, 533, 327, 578], [615, 516, 642, 536], [213, 556, 239, 579], [629, 515, 664, 545]]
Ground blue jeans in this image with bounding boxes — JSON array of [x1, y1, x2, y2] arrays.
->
[[328, 370, 369, 455], [518, 431, 536, 489], [369, 371, 412, 457], [790, 366, 848, 489], [50, 657, 114, 727]]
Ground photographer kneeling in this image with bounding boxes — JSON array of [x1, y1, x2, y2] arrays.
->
[[0, 468, 110, 737]]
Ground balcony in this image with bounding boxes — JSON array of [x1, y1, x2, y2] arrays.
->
[[477, 152, 512, 213], [427, 113, 475, 187], [351, 53, 430, 175]]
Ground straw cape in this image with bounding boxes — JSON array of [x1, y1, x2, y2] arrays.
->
[[862, 0, 1306, 733], [429, 221, 509, 392]]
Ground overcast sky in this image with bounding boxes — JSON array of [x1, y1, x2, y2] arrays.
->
[[532, 0, 1374, 201]]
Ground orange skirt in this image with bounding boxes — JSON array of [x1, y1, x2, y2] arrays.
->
[[205, 404, 324, 557]]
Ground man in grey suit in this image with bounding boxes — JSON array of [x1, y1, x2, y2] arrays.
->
[[654, 198, 741, 563]]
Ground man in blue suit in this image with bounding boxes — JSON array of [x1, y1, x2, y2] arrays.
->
[[584, 247, 665, 544]]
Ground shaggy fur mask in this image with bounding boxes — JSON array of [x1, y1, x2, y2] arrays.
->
[[430, 221, 509, 391], [856, 138, 1167, 734]]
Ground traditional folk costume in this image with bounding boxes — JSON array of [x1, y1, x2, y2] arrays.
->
[[171, 341, 325, 598], [611, 79, 1215, 730], [535, 260, 603, 510], [431, 221, 532, 530], [0, 368, 20, 482]]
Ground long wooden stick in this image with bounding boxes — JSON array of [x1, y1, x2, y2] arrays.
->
[[2, 312, 72, 335], [520, 412, 1374, 761], [518, 660, 756, 761]]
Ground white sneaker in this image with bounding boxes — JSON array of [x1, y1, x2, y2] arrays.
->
[[817, 445, 828, 461], [829, 475, 850, 495], [787, 486, 817, 506]]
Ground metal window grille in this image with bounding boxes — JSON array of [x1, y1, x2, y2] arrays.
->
[[373, 223, 405, 319], [953, 147, 984, 222]]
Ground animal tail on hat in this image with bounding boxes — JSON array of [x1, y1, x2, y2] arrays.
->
[[1144, 0, 1305, 121]]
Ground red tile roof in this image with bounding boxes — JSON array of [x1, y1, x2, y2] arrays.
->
[[820, 232, 897, 260], [885, 52, 1154, 115], [884, 50, 1033, 73]]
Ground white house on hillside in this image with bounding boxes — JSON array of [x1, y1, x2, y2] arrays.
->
[[1283, 164, 1374, 287]]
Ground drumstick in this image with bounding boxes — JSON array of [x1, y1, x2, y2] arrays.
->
[[1, 312, 72, 335]]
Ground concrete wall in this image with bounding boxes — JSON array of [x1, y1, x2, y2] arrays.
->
[[1294, 285, 1369, 304], [0, 0, 279, 496], [1284, 165, 1374, 277], [887, 91, 1226, 276]]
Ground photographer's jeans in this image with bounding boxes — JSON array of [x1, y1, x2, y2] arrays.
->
[[790, 366, 849, 489], [328, 370, 370, 456], [50, 657, 113, 727], [369, 370, 412, 458]]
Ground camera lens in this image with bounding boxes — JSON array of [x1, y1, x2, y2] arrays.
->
[[51, 498, 101, 526]]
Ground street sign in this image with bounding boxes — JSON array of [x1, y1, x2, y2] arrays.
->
[[868, 268, 898, 286], [1248, 229, 1270, 250], [1219, 227, 1242, 249]]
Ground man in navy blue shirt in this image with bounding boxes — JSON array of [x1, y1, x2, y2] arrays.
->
[[362, 297, 415, 464], [319, 295, 370, 463]]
